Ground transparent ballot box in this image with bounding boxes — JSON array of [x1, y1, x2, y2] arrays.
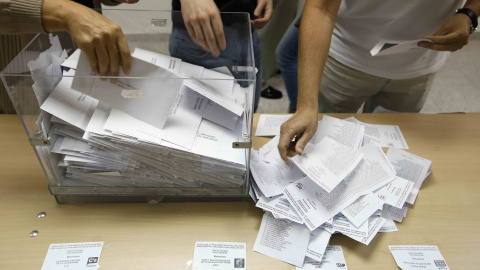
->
[[1, 10, 256, 203]]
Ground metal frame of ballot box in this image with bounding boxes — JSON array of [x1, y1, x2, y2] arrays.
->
[[0, 10, 256, 203]]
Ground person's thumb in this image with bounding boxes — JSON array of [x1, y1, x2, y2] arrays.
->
[[295, 130, 313, 156]]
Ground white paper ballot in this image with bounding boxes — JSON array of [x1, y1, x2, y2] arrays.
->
[[370, 39, 432, 56], [363, 123, 409, 149], [387, 148, 432, 204], [250, 162, 288, 198], [298, 246, 348, 270], [342, 193, 384, 228], [375, 176, 414, 209], [41, 70, 99, 131], [306, 229, 332, 262], [292, 137, 364, 193], [41, 242, 103, 270], [132, 48, 182, 73], [72, 51, 183, 129], [343, 216, 386, 245], [255, 114, 292, 136], [193, 242, 246, 270], [321, 215, 368, 238], [379, 219, 398, 233], [253, 212, 310, 267], [256, 195, 303, 224], [61, 49, 81, 70], [203, 100, 239, 130], [184, 79, 243, 116], [389, 246, 450, 270], [285, 144, 396, 231], [314, 116, 365, 149]]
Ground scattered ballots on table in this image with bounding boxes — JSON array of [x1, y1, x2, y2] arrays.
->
[[250, 115, 432, 268]]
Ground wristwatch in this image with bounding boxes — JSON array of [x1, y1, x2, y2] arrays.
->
[[456, 8, 478, 34]]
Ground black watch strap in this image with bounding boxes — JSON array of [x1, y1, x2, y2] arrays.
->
[[456, 7, 478, 34]]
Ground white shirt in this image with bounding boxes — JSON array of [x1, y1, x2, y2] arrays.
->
[[329, 0, 466, 80]]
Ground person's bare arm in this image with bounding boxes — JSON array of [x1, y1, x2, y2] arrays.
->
[[419, 0, 480, 51], [278, 0, 341, 164], [42, 0, 133, 76]]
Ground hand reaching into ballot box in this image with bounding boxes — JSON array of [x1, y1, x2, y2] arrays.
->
[[179, 0, 272, 57], [42, 0, 138, 77]]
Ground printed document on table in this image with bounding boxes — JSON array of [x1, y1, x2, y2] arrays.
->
[[379, 219, 398, 233], [383, 203, 410, 223], [387, 148, 432, 204], [250, 162, 289, 197], [285, 143, 396, 231], [389, 245, 450, 270], [374, 176, 414, 209], [341, 193, 384, 228], [321, 215, 369, 238], [306, 229, 332, 262], [370, 39, 432, 56], [298, 246, 348, 270], [315, 116, 365, 149], [344, 117, 409, 149], [72, 51, 182, 129], [255, 114, 292, 136], [256, 195, 303, 224], [192, 242, 246, 270], [343, 216, 386, 245], [253, 212, 310, 267], [292, 137, 364, 193], [41, 242, 103, 270]]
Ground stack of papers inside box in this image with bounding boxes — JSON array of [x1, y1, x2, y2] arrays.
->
[[250, 115, 432, 268], [32, 36, 250, 188]]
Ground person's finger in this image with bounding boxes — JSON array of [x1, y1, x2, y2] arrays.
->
[[424, 31, 468, 45], [190, 21, 209, 52], [95, 43, 109, 79], [278, 125, 298, 165], [262, 1, 273, 21], [185, 23, 197, 44], [84, 47, 99, 74], [199, 15, 220, 56], [116, 34, 131, 75], [107, 41, 119, 82], [294, 129, 314, 156], [253, 0, 266, 18], [211, 12, 226, 51], [418, 40, 465, 51]]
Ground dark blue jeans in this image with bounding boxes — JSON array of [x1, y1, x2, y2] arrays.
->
[[275, 18, 300, 110]]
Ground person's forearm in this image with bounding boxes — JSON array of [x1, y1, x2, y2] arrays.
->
[[41, 0, 81, 32], [464, 0, 480, 15], [297, 0, 340, 111]]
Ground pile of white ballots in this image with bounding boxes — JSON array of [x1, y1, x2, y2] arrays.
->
[[33, 36, 251, 188], [250, 115, 432, 269]]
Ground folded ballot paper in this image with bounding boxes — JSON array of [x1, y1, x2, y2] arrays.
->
[[250, 115, 432, 268], [34, 39, 252, 189]]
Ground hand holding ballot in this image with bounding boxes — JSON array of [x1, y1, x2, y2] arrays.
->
[[42, 0, 135, 77]]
